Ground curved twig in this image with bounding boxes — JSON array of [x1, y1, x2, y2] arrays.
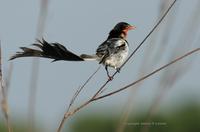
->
[[57, 48, 200, 132], [92, 0, 178, 97], [93, 48, 200, 101], [57, 0, 178, 131], [66, 65, 101, 113]]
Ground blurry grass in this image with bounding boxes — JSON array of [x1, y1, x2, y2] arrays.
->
[[0, 123, 27, 132], [142, 2, 200, 131], [0, 103, 199, 132], [28, 0, 49, 131], [1, 43, 12, 131], [0, 121, 43, 132], [4, 0, 199, 132], [117, 0, 178, 131], [70, 103, 200, 132], [118, 0, 200, 132]]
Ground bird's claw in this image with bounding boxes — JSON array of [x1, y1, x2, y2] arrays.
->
[[116, 68, 121, 73], [108, 76, 113, 81]]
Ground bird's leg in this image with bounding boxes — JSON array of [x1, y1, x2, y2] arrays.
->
[[105, 65, 113, 81]]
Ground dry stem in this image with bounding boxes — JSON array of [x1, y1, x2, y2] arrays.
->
[[57, 1, 179, 131], [28, 0, 49, 131], [0, 43, 12, 132], [58, 47, 199, 132]]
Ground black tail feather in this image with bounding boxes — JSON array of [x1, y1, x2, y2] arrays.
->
[[10, 39, 84, 61]]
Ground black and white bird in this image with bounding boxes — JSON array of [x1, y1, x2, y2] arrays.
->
[[10, 22, 135, 79]]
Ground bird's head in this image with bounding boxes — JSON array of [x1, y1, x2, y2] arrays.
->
[[108, 22, 135, 39]]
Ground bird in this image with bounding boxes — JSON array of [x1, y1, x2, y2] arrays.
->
[[10, 22, 135, 80]]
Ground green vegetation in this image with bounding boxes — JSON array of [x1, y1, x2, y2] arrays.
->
[[71, 104, 200, 132]]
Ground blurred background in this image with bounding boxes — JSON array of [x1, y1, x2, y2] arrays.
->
[[0, 0, 200, 131]]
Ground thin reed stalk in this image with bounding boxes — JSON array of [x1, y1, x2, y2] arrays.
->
[[58, 48, 200, 132], [116, 0, 178, 131], [0, 43, 12, 132], [28, 0, 49, 132], [66, 65, 101, 113], [142, 2, 200, 132], [57, 1, 177, 131]]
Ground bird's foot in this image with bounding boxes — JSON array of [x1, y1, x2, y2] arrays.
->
[[107, 75, 113, 81], [116, 68, 121, 73]]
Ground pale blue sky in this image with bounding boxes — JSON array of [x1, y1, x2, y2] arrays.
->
[[0, 0, 200, 131]]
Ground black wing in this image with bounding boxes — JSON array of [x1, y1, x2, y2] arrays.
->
[[10, 38, 84, 61], [96, 38, 126, 64]]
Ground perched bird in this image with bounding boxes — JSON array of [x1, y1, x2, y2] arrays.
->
[[10, 22, 135, 79]]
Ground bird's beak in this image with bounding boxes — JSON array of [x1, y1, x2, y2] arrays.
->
[[128, 25, 136, 30], [122, 25, 136, 35]]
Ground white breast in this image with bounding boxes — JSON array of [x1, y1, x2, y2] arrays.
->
[[104, 40, 129, 69]]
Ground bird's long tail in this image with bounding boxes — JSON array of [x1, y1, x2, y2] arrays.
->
[[10, 39, 98, 62]]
